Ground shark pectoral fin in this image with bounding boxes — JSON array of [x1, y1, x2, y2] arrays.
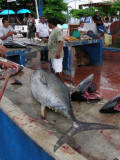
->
[[41, 105, 46, 118]]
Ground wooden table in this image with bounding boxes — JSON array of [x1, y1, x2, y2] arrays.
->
[[6, 44, 47, 66], [64, 39, 103, 75]]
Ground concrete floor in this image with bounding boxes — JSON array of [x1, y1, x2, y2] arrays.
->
[[1, 46, 120, 159]]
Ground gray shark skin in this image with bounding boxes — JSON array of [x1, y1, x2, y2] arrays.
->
[[100, 94, 120, 113], [30, 69, 118, 152]]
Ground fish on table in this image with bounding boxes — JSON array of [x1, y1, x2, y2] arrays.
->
[[10, 78, 22, 85], [0, 65, 24, 80], [0, 65, 23, 100], [30, 69, 118, 152], [71, 74, 102, 101], [3, 41, 27, 48], [100, 94, 120, 113]]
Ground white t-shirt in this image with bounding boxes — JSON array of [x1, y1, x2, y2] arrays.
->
[[78, 27, 87, 32], [0, 25, 15, 44], [104, 22, 111, 33], [36, 23, 49, 38]]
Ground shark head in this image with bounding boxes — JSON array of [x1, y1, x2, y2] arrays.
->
[[100, 94, 120, 113], [71, 74, 96, 101], [76, 74, 94, 94]]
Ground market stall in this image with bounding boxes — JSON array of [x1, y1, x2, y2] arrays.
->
[[6, 39, 103, 75], [6, 42, 47, 66]]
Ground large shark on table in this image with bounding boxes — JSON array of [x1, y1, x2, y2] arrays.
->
[[30, 69, 118, 152]]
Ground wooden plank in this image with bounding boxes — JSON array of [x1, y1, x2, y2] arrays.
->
[[103, 47, 120, 52], [0, 67, 119, 160]]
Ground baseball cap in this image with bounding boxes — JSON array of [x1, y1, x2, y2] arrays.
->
[[95, 9, 98, 12]]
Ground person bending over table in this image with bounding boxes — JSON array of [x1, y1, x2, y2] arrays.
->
[[0, 18, 17, 45]]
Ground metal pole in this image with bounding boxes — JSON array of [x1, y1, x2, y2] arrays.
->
[[35, 0, 39, 19], [7, 2, 9, 21], [75, 0, 76, 9], [39, 0, 43, 17], [74, 0, 76, 23], [67, 7, 68, 23]]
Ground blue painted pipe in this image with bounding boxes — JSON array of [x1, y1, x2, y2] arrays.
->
[[39, 0, 43, 16]]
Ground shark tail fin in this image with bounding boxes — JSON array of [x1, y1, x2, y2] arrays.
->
[[54, 121, 118, 152]]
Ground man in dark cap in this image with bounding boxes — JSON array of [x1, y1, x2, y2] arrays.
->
[[93, 10, 106, 38]]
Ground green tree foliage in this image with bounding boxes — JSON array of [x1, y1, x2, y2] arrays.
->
[[43, 0, 67, 24], [111, 0, 120, 19], [70, 7, 94, 18]]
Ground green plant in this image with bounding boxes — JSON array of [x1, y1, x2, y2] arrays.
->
[[43, 0, 67, 24]]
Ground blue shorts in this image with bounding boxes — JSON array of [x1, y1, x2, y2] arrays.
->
[[97, 26, 106, 33]]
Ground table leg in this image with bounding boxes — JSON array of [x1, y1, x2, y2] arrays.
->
[[20, 50, 26, 66], [68, 46, 72, 75], [63, 46, 72, 75]]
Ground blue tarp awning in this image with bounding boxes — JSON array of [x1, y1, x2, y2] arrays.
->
[[17, 9, 31, 14], [62, 24, 68, 29], [57, 24, 62, 29], [0, 9, 15, 15]]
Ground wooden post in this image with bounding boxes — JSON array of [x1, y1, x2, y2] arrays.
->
[[0, 73, 11, 101]]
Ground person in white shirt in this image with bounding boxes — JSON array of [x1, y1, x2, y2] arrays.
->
[[36, 15, 49, 62], [0, 18, 17, 44], [78, 21, 87, 34], [104, 17, 111, 34]]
